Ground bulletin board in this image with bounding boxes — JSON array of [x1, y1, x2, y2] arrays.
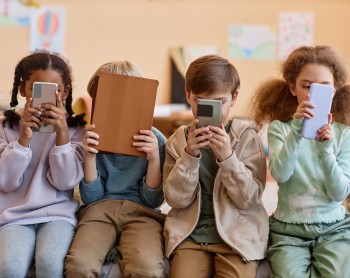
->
[[0, 0, 349, 117]]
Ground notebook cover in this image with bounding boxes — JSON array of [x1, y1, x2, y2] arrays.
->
[[91, 72, 159, 156]]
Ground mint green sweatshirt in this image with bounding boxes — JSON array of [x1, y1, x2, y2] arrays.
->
[[268, 119, 350, 224]]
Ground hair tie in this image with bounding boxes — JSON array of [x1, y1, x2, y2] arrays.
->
[[10, 106, 16, 111]]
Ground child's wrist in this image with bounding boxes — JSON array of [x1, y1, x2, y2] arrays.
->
[[18, 137, 30, 147], [218, 150, 233, 162]]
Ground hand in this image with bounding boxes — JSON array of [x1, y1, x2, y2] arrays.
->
[[19, 98, 42, 147], [40, 92, 69, 145], [133, 130, 159, 162], [293, 94, 315, 119], [208, 124, 232, 161], [317, 113, 333, 141], [185, 119, 212, 157], [83, 124, 99, 157]]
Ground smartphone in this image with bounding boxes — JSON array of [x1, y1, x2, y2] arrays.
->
[[301, 83, 334, 140], [31, 82, 58, 132], [197, 99, 222, 128]]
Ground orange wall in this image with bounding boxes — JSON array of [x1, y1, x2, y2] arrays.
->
[[1, 0, 349, 117]]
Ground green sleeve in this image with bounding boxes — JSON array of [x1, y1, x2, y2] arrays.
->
[[316, 127, 350, 201], [268, 119, 303, 183]]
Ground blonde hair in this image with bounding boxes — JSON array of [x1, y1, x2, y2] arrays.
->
[[87, 61, 141, 98]]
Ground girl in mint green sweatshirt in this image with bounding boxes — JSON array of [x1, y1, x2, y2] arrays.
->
[[251, 45, 350, 277]]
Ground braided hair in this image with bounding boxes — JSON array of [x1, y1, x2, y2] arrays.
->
[[3, 50, 86, 128]]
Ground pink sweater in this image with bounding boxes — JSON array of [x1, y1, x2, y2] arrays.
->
[[0, 119, 85, 228]]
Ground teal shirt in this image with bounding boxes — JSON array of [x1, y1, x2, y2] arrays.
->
[[268, 119, 350, 224], [79, 127, 166, 209]]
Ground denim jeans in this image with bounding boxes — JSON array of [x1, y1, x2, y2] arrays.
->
[[0, 220, 74, 278]]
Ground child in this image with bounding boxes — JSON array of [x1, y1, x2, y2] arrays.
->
[[251, 45, 350, 277], [163, 55, 269, 278], [65, 61, 167, 277], [0, 51, 86, 277]]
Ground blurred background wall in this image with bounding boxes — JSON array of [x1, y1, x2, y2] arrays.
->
[[0, 0, 349, 117]]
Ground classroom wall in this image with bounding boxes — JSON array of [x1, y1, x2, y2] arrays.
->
[[1, 0, 350, 117]]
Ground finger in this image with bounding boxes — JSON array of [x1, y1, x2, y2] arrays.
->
[[208, 125, 225, 135], [133, 134, 155, 143], [86, 146, 98, 154], [86, 130, 99, 140], [27, 106, 42, 116], [301, 100, 315, 109], [40, 104, 62, 115], [296, 110, 314, 119], [55, 92, 64, 110], [328, 113, 332, 125], [139, 130, 156, 138], [132, 141, 153, 147], [189, 119, 199, 132], [86, 124, 96, 132], [25, 98, 33, 109], [86, 138, 99, 146], [193, 126, 210, 137], [317, 128, 331, 139], [135, 146, 155, 153], [208, 131, 225, 142], [194, 133, 212, 144], [196, 139, 211, 148], [31, 114, 42, 125]]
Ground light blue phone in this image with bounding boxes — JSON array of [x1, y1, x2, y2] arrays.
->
[[301, 83, 334, 140]]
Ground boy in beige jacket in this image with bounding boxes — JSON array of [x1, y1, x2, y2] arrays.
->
[[163, 55, 269, 278]]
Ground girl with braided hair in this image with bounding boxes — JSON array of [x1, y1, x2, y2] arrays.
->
[[0, 50, 86, 277]]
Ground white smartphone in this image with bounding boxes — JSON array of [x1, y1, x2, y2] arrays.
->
[[31, 82, 58, 132], [301, 83, 334, 140], [197, 99, 222, 128]]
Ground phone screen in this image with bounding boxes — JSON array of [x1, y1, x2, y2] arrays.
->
[[197, 103, 213, 117]]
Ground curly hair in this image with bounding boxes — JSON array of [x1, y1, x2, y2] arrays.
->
[[3, 50, 86, 128], [250, 45, 350, 129]]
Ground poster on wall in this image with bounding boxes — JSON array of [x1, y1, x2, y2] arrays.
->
[[278, 12, 314, 60], [0, 0, 35, 26], [30, 6, 66, 53], [228, 24, 277, 61]]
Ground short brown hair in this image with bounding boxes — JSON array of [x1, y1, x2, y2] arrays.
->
[[185, 55, 240, 96]]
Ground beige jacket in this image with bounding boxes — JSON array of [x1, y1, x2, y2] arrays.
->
[[163, 119, 269, 261]]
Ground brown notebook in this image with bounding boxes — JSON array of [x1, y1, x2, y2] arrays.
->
[[91, 72, 159, 156]]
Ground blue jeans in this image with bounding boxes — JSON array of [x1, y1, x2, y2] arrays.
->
[[0, 220, 74, 278], [267, 214, 350, 278]]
